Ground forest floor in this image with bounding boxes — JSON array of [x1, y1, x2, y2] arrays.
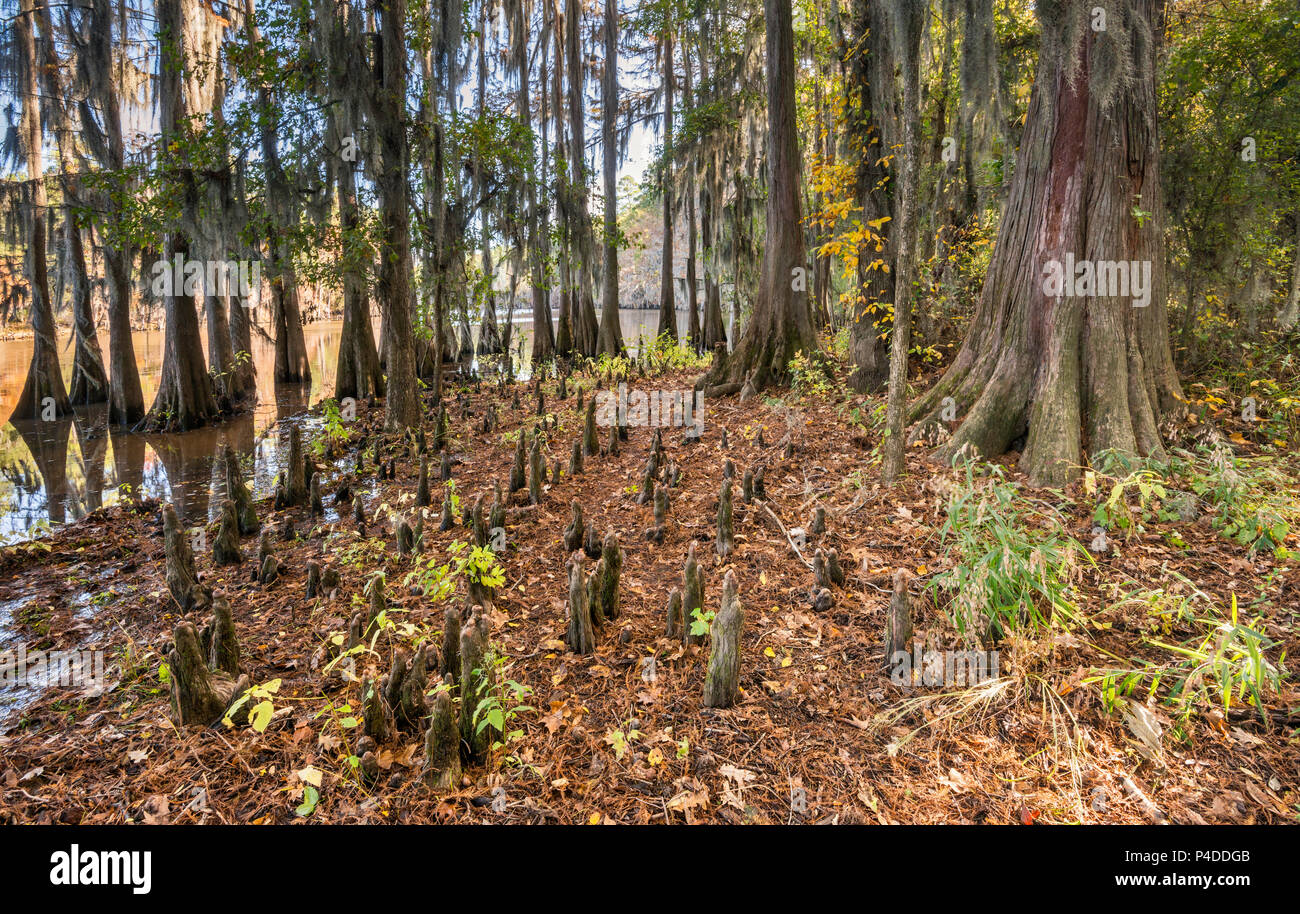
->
[[1, 356, 1298, 825]]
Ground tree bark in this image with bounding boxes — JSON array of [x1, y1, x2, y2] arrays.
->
[[142, 0, 220, 432], [12, 0, 71, 422], [373, 0, 420, 431], [657, 31, 678, 341], [598, 0, 625, 357], [909, 0, 1183, 486], [881, 0, 925, 486], [702, 0, 818, 392]]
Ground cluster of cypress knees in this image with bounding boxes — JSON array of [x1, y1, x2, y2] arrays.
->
[[159, 370, 870, 792]]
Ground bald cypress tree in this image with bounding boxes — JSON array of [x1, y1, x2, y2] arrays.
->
[[700, 0, 818, 393], [909, 0, 1182, 486], [11, 0, 71, 423], [141, 0, 221, 432]]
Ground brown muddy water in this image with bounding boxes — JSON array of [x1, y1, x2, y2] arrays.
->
[[0, 308, 677, 545]]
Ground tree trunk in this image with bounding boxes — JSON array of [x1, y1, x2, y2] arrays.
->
[[66, 214, 109, 404], [142, 0, 220, 433], [374, 0, 420, 431], [657, 32, 678, 342], [846, 0, 896, 393], [528, 5, 556, 366], [1279, 217, 1300, 331], [683, 44, 701, 351], [327, 2, 383, 403], [86, 0, 145, 425], [597, 0, 625, 357], [881, 0, 925, 486], [908, 0, 1183, 486], [702, 0, 818, 392], [12, 0, 71, 422], [566, 0, 599, 357]]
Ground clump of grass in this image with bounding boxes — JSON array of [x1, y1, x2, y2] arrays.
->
[[930, 460, 1089, 642], [1088, 589, 1286, 731]]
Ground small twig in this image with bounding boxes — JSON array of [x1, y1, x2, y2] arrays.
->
[[756, 500, 813, 570]]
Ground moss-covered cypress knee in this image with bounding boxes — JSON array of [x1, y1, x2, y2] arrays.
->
[[423, 676, 461, 791], [459, 608, 492, 761], [703, 570, 744, 708], [163, 503, 203, 612], [566, 554, 596, 654], [716, 479, 735, 557], [213, 499, 242, 566], [416, 455, 431, 507], [683, 542, 706, 646], [563, 500, 585, 553]]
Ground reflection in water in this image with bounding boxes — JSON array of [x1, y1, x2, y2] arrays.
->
[[0, 321, 345, 543], [0, 308, 677, 543]]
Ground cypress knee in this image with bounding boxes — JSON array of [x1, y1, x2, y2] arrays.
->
[[717, 479, 735, 557], [163, 504, 203, 612], [416, 456, 431, 507], [213, 499, 242, 566], [510, 431, 527, 492], [222, 445, 259, 534], [703, 570, 744, 708], [459, 607, 492, 761], [683, 542, 706, 646], [168, 621, 248, 727], [565, 554, 596, 654], [665, 588, 684, 640], [441, 605, 461, 683], [563, 500, 585, 553], [583, 398, 598, 456], [424, 677, 461, 791], [206, 595, 240, 676], [599, 532, 623, 621], [886, 569, 914, 661]]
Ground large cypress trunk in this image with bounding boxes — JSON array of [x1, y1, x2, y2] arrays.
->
[[656, 32, 677, 341], [36, 0, 109, 409], [141, 0, 220, 433], [373, 0, 420, 431], [597, 0, 624, 357], [909, 0, 1183, 486], [845, 0, 896, 393], [327, 1, 383, 402], [702, 0, 818, 392], [90, 19, 147, 435], [527, 2, 556, 366], [12, 0, 71, 422], [565, 0, 599, 357], [880, 0, 925, 485], [241, 1, 309, 386]]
